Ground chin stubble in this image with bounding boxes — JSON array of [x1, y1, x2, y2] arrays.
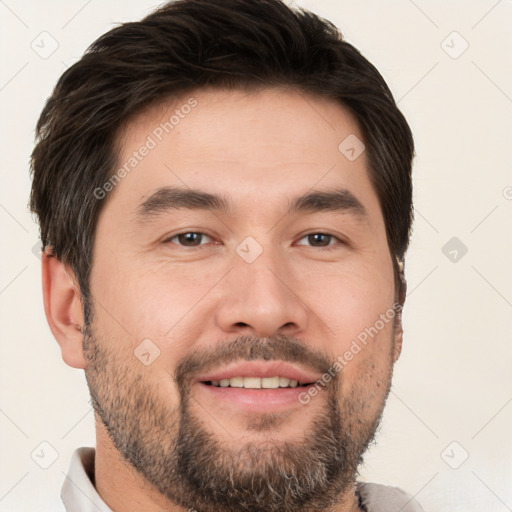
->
[[83, 329, 392, 512]]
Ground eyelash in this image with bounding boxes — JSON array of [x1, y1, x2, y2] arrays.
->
[[163, 232, 345, 250]]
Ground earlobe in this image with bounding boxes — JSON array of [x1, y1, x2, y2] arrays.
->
[[393, 270, 406, 363], [393, 319, 403, 362], [42, 252, 87, 369]]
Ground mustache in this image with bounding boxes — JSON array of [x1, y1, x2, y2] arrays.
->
[[173, 334, 333, 391]]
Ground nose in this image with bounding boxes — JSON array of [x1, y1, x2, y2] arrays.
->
[[214, 243, 309, 338]]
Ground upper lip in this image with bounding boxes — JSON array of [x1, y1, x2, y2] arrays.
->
[[196, 360, 322, 384]]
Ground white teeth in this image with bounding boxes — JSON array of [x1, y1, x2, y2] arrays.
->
[[209, 376, 305, 388], [243, 377, 261, 389], [261, 377, 280, 388], [279, 377, 291, 387], [229, 377, 244, 388]]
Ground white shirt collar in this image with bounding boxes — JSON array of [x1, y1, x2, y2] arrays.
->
[[61, 447, 112, 512]]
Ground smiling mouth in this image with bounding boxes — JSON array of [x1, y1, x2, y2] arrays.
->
[[203, 376, 313, 389]]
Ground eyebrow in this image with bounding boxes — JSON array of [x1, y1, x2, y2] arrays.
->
[[135, 186, 367, 221]]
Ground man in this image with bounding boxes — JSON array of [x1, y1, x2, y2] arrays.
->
[[30, 0, 422, 510]]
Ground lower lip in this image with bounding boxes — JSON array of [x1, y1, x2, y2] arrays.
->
[[197, 382, 314, 412]]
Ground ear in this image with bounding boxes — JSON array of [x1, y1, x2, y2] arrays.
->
[[42, 252, 86, 369], [392, 270, 406, 363], [392, 312, 403, 363]]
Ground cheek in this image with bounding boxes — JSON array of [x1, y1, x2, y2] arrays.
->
[[300, 260, 396, 346], [131, 262, 224, 335], [90, 252, 220, 339], [333, 306, 396, 416], [299, 256, 397, 401]]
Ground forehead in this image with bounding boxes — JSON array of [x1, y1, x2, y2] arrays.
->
[[106, 87, 381, 221]]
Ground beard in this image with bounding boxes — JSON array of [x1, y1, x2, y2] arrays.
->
[[83, 322, 394, 512]]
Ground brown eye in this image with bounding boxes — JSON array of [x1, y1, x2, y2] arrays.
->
[[167, 232, 212, 247], [297, 233, 340, 248]]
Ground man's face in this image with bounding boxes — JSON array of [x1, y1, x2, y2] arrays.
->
[[84, 87, 402, 512]]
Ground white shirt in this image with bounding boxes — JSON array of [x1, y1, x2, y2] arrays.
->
[[61, 447, 425, 512]]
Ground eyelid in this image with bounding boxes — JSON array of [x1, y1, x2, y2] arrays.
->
[[163, 231, 346, 249], [163, 231, 214, 246], [295, 232, 345, 248]]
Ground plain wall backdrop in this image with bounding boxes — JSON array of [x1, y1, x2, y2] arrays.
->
[[0, 1, 511, 511]]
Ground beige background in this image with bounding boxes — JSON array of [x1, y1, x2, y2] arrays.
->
[[0, 1, 511, 510]]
